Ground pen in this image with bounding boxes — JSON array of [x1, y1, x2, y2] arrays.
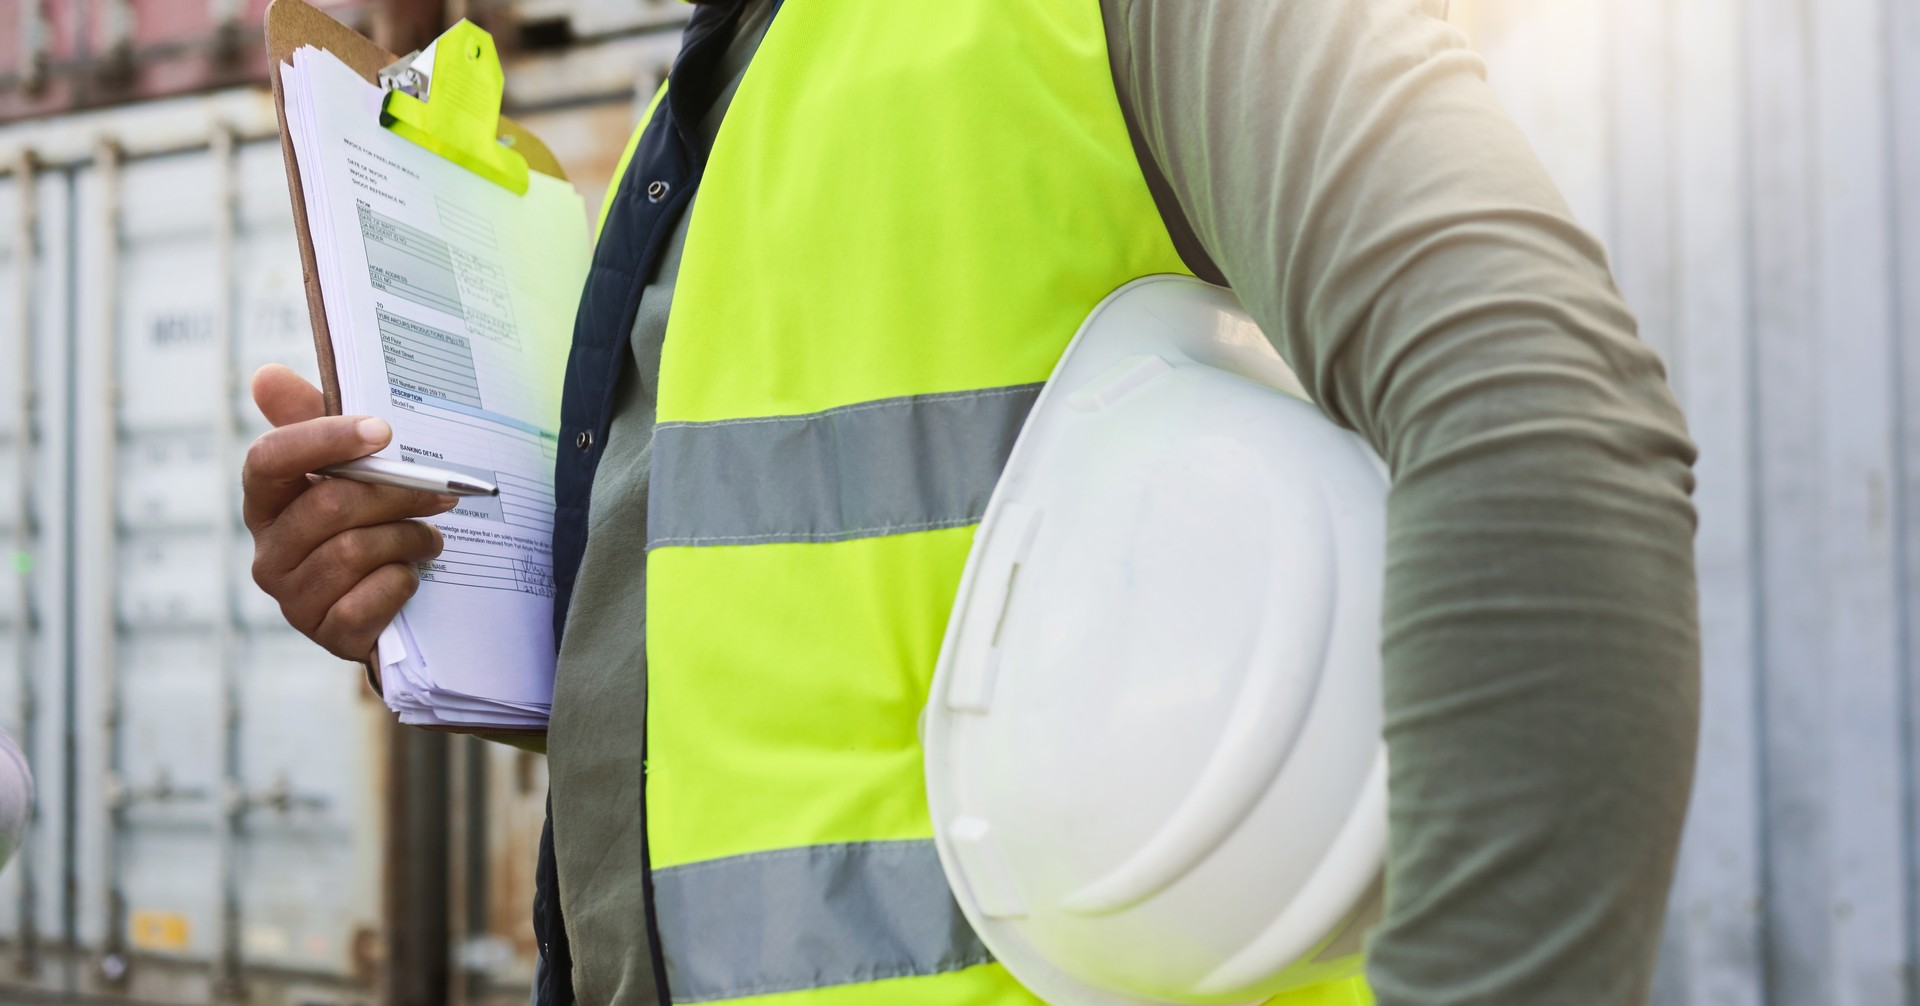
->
[[315, 456, 500, 497]]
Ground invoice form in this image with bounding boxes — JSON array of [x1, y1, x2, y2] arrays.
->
[[282, 45, 590, 728]]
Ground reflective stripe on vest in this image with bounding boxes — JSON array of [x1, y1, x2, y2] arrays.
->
[[648, 385, 1042, 547], [622, 3, 1370, 1003], [652, 840, 987, 1003]]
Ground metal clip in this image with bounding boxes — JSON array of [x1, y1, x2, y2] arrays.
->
[[376, 50, 429, 101]]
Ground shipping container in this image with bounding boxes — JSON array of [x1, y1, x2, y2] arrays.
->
[[0, 12, 682, 1000], [0, 90, 424, 1006], [0, 127, 77, 990]]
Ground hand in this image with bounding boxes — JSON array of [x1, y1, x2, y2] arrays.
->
[[243, 364, 456, 664]]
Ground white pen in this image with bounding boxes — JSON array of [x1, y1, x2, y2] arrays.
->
[[315, 456, 500, 497]]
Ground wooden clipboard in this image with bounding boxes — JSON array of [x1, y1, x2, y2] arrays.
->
[[265, 0, 567, 418], [264, 0, 560, 739]]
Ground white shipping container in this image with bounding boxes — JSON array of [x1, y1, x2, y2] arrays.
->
[[0, 17, 681, 992], [0, 144, 78, 983], [66, 120, 393, 1002]]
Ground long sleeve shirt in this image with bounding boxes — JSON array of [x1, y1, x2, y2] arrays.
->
[[544, 2, 1702, 1004]]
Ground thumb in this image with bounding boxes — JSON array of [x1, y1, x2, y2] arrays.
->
[[252, 363, 327, 428]]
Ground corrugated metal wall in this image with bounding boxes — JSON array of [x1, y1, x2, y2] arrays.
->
[[0, 136, 76, 988], [0, 94, 414, 1005], [1454, 0, 1920, 1001]]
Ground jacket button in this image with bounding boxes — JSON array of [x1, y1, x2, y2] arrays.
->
[[576, 430, 594, 450], [646, 180, 670, 203]]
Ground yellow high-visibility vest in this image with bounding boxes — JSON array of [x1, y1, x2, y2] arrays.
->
[[600, 4, 1374, 1003]]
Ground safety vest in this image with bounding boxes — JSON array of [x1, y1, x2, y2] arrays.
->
[[577, 4, 1374, 1003]]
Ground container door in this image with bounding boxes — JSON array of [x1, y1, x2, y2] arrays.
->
[[68, 134, 389, 1001], [0, 156, 75, 983]]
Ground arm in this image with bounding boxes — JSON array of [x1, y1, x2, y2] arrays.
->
[[1104, 1, 1700, 1001], [245, 365, 548, 755]]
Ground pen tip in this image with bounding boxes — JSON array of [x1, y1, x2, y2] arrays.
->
[[450, 480, 499, 496]]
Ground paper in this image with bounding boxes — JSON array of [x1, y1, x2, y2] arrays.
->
[[282, 45, 589, 730]]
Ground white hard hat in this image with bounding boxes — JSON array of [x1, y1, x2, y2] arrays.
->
[[924, 276, 1390, 1004]]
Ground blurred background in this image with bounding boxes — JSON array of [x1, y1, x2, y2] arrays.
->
[[0, 0, 1913, 1003]]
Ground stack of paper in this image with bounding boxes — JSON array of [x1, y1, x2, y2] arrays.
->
[[280, 45, 591, 730]]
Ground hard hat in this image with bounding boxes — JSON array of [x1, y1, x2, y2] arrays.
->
[[923, 276, 1389, 1004]]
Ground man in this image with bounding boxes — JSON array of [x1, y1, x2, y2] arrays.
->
[[243, 1, 1701, 1003]]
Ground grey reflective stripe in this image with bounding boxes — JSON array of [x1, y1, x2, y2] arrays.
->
[[653, 840, 992, 1002], [647, 384, 1044, 549]]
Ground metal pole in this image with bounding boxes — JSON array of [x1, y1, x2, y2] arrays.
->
[[92, 138, 128, 987], [58, 156, 81, 998], [11, 148, 42, 979], [383, 726, 449, 1006], [209, 124, 245, 1001], [447, 735, 470, 1006]]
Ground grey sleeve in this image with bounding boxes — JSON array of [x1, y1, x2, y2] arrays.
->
[[1101, 0, 1701, 1002]]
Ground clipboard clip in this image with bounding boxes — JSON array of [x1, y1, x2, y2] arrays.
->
[[376, 20, 530, 195], [376, 51, 428, 100]]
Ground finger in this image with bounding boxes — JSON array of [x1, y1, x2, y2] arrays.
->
[[241, 415, 392, 531], [279, 520, 445, 630], [312, 563, 422, 663], [253, 482, 453, 600], [262, 479, 456, 573], [252, 364, 327, 428]]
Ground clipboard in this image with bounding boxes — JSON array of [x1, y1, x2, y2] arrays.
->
[[265, 0, 562, 739], [265, 0, 568, 419]]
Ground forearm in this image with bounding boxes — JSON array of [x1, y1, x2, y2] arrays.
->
[[1355, 209, 1698, 1001], [1109, 0, 1700, 1000]]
